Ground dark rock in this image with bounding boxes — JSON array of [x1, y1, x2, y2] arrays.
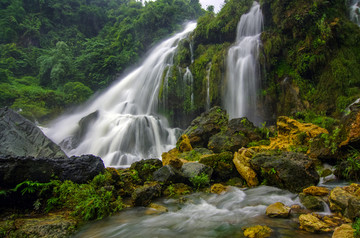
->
[[199, 152, 237, 182], [250, 152, 319, 193], [130, 159, 163, 181], [181, 162, 213, 181], [0, 154, 105, 188], [153, 165, 188, 184], [182, 106, 228, 148], [0, 107, 66, 158], [131, 182, 162, 206], [60, 110, 99, 149], [299, 193, 325, 211]]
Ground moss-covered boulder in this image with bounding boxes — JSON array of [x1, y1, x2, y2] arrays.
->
[[243, 225, 272, 238], [250, 151, 319, 193], [329, 184, 360, 220], [181, 162, 213, 181], [233, 148, 259, 187], [299, 214, 332, 233], [199, 151, 237, 182], [153, 165, 188, 185], [265, 202, 291, 218], [332, 224, 355, 238], [183, 106, 228, 148], [129, 159, 163, 182], [299, 193, 325, 211], [131, 182, 162, 207], [163, 183, 192, 197]]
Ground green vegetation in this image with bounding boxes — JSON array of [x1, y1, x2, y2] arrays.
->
[[0, 0, 204, 122], [353, 217, 360, 237], [340, 149, 360, 181], [189, 172, 210, 190]]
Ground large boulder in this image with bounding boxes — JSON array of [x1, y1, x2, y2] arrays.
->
[[233, 148, 259, 187], [153, 165, 188, 184], [199, 152, 238, 181], [181, 162, 213, 181], [0, 155, 105, 188], [299, 214, 332, 233], [0, 107, 66, 158], [250, 151, 319, 193], [182, 106, 228, 148], [207, 117, 262, 153], [339, 102, 360, 149], [131, 182, 162, 207], [329, 184, 360, 219], [265, 202, 291, 218]]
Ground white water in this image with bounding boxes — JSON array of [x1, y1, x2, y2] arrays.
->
[[44, 22, 197, 167], [224, 2, 263, 124], [350, 0, 360, 25]]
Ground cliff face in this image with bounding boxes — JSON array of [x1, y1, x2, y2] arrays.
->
[[162, 0, 360, 127]]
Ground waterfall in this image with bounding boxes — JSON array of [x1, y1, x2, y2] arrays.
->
[[205, 63, 212, 111], [44, 22, 197, 167], [224, 2, 263, 124], [350, 0, 360, 25], [183, 67, 194, 108]]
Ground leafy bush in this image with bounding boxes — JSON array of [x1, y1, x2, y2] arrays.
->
[[189, 173, 210, 190]]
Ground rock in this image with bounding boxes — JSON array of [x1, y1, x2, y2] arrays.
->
[[162, 148, 180, 166], [210, 183, 229, 194], [328, 184, 360, 220], [199, 152, 237, 181], [207, 117, 263, 153], [233, 148, 259, 187], [0, 107, 67, 158], [299, 213, 332, 233], [183, 106, 228, 148], [1, 211, 77, 238], [250, 151, 319, 193], [332, 224, 355, 238], [243, 225, 273, 238], [130, 159, 162, 181], [131, 182, 162, 206], [255, 116, 328, 152], [339, 106, 360, 149], [0, 154, 105, 189], [145, 203, 168, 215], [163, 183, 192, 197], [176, 134, 193, 153], [153, 165, 187, 184], [265, 202, 291, 218], [303, 186, 330, 196], [299, 193, 325, 211], [181, 162, 213, 181], [168, 157, 183, 169]]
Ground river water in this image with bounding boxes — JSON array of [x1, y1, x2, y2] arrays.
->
[[72, 184, 343, 238]]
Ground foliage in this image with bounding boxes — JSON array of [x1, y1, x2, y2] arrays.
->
[[189, 172, 210, 190], [340, 148, 360, 181], [353, 217, 360, 237]]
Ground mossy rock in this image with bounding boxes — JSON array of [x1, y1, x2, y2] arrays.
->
[[163, 183, 192, 197], [129, 159, 163, 182], [199, 151, 237, 182]]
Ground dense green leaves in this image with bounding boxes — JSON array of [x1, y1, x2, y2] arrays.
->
[[0, 0, 204, 122]]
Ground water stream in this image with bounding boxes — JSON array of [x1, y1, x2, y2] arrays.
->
[[224, 2, 263, 125], [44, 22, 197, 167], [72, 185, 336, 238]]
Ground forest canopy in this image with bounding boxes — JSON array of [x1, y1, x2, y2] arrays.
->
[[0, 0, 204, 121]]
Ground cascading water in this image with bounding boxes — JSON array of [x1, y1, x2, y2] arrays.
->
[[224, 2, 263, 125], [44, 22, 197, 167], [183, 67, 194, 108], [350, 0, 360, 25]]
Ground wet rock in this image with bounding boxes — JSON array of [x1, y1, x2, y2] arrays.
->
[[233, 148, 259, 187], [299, 193, 325, 211], [243, 225, 272, 238], [183, 106, 228, 148], [303, 186, 330, 196], [0, 107, 67, 158], [332, 224, 355, 238], [299, 213, 332, 233], [131, 182, 162, 206], [168, 157, 183, 169], [199, 152, 237, 181], [329, 185, 360, 219], [265, 202, 291, 218], [162, 148, 180, 166], [130, 158, 162, 181], [145, 203, 168, 215], [210, 183, 229, 194], [250, 151, 319, 193], [339, 105, 360, 149], [0, 154, 105, 189], [163, 183, 192, 197], [153, 165, 187, 184], [181, 162, 213, 181]]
